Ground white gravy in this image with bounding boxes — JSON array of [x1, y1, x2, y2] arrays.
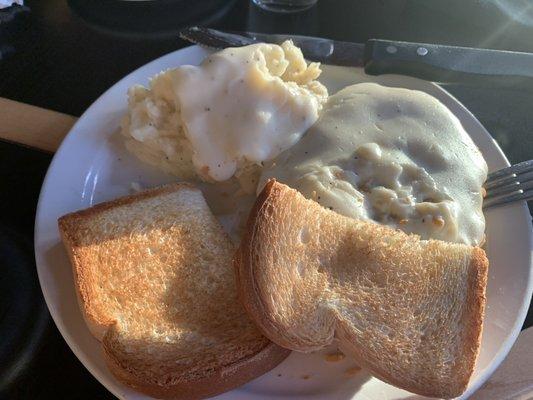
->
[[170, 41, 327, 181], [259, 82, 487, 245]]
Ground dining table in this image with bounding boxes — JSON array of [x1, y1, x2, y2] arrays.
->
[[0, 1, 532, 399]]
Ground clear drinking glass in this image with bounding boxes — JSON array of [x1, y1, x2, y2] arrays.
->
[[252, 0, 318, 13]]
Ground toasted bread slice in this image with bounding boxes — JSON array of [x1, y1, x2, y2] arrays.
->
[[58, 183, 289, 400], [236, 180, 488, 399]]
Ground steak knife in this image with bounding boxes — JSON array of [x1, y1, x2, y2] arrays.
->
[[180, 26, 533, 85]]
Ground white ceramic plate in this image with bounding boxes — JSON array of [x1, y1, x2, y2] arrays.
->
[[35, 45, 533, 400]]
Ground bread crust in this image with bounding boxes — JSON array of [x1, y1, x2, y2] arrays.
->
[[103, 340, 289, 400], [235, 180, 311, 351], [458, 247, 488, 392], [236, 180, 489, 399], [59, 183, 198, 224]]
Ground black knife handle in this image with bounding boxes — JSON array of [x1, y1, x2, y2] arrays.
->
[[364, 39, 533, 85]]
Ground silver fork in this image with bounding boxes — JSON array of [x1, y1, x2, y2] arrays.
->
[[484, 160, 533, 209]]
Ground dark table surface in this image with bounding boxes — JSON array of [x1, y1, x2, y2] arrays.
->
[[0, 1, 532, 399]]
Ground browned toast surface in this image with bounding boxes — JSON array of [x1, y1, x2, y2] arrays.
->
[[59, 183, 289, 400]]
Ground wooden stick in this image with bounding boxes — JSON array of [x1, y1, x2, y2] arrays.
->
[[0, 97, 77, 152]]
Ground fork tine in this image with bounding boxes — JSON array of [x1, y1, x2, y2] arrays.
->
[[486, 159, 533, 183], [484, 188, 533, 209], [485, 181, 521, 198], [486, 167, 533, 191], [485, 171, 533, 197], [486, 174, 518, 190]]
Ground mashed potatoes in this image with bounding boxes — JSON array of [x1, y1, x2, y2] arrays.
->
[[121, 41, 327, 191]]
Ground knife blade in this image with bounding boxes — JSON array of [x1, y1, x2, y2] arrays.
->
[[180, 27, 533, 86], [179, 27, 365, 67]]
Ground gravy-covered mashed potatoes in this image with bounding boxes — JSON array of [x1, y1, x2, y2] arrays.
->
[[121, 41, 327, 191], [260, 83, 487, 245], [122, 41, 487, 245]]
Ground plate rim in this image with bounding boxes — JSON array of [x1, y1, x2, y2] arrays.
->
[[34, 45, 533, 400]]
